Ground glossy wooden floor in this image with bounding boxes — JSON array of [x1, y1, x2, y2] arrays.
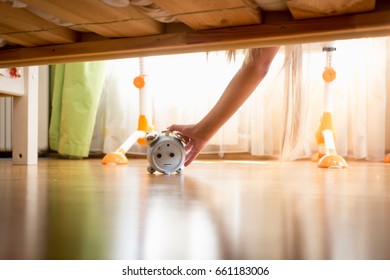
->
[[0, 158, 389, 260]]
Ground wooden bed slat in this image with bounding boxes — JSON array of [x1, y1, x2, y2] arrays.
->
[[152, 0, 261, 30], [1, 5, 389, 68], [287, 0, 376, 20], [21, 0, 163, 38], [0, 0, 389, 67], [0, 2, 78, 47]]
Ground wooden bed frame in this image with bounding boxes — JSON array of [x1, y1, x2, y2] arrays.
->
[[0, 0, 389, 68], [0, 0, 389, 164]]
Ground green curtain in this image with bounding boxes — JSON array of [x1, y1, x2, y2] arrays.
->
[[49, 62, 106, 158]]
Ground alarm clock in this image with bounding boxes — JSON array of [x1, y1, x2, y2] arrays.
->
[[145, 130, 186, 174]]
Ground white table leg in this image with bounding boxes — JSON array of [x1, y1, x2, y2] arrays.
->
[[12, 66, 38, 165]]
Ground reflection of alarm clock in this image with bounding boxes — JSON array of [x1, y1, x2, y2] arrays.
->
[[145, 130, 186, 174]]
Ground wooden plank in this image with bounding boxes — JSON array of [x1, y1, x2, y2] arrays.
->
[[0, 6, 389, 68], [21, 0, 163, 38], [287, 0, 376, 20], [0, 2, 78, 47], [152, 0, 261, 30]]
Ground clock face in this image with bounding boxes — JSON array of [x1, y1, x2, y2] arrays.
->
[[148, 137, 185, 174]]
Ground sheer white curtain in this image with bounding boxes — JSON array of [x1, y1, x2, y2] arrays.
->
[[91, 36, 389, 161]]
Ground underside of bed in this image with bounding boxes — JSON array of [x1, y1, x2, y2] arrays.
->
[[0, 0, 389, 67]]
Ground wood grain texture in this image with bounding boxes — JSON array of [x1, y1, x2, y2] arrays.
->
[[0, 3, 389, 67], [0, 158, 389, 259], [287, 0, 376, 20], [21, 0, 163, 38], [0, 2, 78, 47], [152, 0, 261, 30]]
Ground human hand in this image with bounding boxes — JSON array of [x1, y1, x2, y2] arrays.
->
[[167, 124, 209, 167]]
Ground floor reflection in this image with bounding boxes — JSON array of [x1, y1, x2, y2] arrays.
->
[[0, 159, 389, 259]]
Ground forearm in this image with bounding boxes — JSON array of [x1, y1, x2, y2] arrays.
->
[[195, 68, 260, 137], [194, 49, 278, 140]]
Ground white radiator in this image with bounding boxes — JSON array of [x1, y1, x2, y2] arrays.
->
[[0, 96, 12, 152]]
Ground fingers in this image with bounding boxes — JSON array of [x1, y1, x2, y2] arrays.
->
[[167, 124, 200, 166], [185, 149, 199, 167], [167, 124, 183, 132], [184, 142, 203, 166], [184, 140, 193, 152]]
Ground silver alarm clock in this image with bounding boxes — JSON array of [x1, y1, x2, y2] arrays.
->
[[145, 130, 186, 174]]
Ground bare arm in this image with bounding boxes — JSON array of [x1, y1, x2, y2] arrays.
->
[[169, 47, 280, 166]]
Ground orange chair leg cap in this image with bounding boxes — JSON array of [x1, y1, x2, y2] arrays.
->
[[102, 150, 128, 165], [318, 154, 347, 169], [385, 153, 390, 163]]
